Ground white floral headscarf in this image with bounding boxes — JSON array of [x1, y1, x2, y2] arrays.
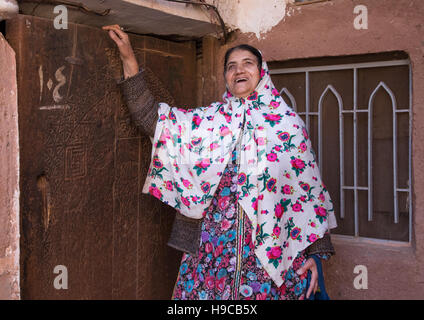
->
[[143, 57, 337, 287]]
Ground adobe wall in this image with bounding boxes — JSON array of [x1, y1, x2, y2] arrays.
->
[[0, 32, 20, 300], [205, 0, 424, 299]]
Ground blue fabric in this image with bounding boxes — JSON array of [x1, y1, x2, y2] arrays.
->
[[306, 254, 330, 300]]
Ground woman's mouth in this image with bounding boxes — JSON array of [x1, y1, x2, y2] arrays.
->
[[235, 77, 248, 84]]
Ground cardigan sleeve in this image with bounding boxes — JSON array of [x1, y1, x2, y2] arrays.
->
[[305, 233, 335, 259], [116, 67, 176, 138], [116, 67, 203, 255]]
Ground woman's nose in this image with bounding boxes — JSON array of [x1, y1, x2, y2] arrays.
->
[[235, 64, 245, 74]]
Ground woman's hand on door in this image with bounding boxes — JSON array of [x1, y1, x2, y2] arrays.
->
[[103, 24, 139, 79]]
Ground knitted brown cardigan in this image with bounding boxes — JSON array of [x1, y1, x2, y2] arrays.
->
[[117, 68, 335, 257]]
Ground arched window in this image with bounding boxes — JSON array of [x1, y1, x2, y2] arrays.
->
[[270, 52, 412, 242]]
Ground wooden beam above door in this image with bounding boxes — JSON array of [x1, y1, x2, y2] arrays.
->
[[18, 0, 220, 39]]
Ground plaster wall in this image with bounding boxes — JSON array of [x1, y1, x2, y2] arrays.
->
[[0, 0, 18, 21], [207, 0, 289, 38], [0, 32, 20, 300], [205, 0, 424, 299]]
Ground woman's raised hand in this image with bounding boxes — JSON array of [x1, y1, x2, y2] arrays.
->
[[103, 24, 139, 79]]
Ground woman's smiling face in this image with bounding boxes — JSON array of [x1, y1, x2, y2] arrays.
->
[[224, 49, 261, 98]]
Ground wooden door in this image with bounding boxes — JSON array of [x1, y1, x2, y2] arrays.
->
[[6, 14, 196, 299]]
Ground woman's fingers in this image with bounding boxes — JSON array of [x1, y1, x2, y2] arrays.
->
[[102, 24, 120, 29], [306, 268, 318, 299], [102, 24, 121, 32], [103, 25, 131, 48], [103, 25, 127, 40], [107, 29, 123, 46], [296, 258, 318, 299], [103, 24, 135, 61], [102, 24, 139, 76], [103, 25, 121, 42], [296, 257, 313, 276]]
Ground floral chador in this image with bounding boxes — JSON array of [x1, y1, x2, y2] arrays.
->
[[142, 60, 337, 288]]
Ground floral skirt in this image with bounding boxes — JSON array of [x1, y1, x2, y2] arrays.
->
[[171, 163, 311, 300]]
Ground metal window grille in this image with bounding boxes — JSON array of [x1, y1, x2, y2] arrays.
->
[[270, 57, 412, 242]]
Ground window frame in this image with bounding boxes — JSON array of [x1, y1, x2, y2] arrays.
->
[[270, 58, 412, 243]]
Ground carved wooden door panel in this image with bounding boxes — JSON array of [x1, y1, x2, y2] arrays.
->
[[6, 14, 196, 299]]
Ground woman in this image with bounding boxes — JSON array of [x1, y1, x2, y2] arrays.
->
[[104, 24, 337, 300]]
